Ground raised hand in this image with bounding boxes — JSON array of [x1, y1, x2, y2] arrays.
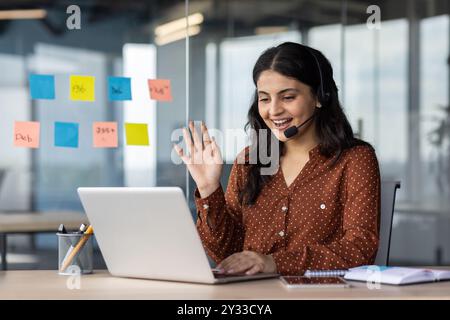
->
[[173, 121, 223, 198]]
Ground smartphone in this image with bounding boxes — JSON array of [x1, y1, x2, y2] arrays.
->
[[280, 276, 350, 289]]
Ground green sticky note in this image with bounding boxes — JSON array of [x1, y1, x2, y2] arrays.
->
[[125, 123, 149, 146]]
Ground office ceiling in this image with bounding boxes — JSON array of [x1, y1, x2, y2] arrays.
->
[[0, 0, 448, 36]]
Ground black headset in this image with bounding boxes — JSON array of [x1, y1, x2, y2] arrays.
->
[[303, 44, 330, 105], [283, 45, 331, 139]]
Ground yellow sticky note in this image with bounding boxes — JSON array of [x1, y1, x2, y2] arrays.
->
[[70, 75, 95, 101], [125, 123, 149, 146]]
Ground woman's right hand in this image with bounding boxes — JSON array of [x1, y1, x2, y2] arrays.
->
[[173, 121, 223, 198]]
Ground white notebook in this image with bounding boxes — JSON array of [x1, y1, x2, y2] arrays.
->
[[344, 266, 450, 285]]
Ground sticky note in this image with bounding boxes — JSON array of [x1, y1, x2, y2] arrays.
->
[[29, 74, 55, 100], [93, 122, 118, 148], [125, 123, 149, 146], [70, 75, 95, 101], [54, 122, 79, 148], [14, 121, 40, 148], [148, 79, 172, 102], [108, 77, 132, 101]]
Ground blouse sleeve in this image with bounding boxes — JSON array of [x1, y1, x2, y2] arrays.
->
[[272, 145, 381, 275], [195, 159, 245, 264]]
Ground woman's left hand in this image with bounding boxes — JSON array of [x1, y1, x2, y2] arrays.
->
[[217, 251, 277, 275]]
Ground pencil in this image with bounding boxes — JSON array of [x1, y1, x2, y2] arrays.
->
[[60, 225, 94, 273]]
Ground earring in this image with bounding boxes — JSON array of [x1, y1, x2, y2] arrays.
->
[[316, 102, 322, 108]]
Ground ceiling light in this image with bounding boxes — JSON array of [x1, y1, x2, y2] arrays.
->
[[155, 13, 203, 38], [0, 9, 47, 20], [155, 25, 201, 46]]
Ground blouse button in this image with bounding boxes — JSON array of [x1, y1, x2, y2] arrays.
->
[[278, 231, 285, 237], [203, 204, 209, 210], [281, 206, 288, 213], [320, 204, 326, 210]]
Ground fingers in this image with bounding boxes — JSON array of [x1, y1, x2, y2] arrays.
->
[[210, 137, 222, 164], [201, 121, 212, 147], [189, 121, 202, 152], [217, 252, 239, 270], [173, 143, 190, 164], [180, 120, 222, 165], [227, 260, 257, 274], [245, 265, 263, 275], [182, 127, 194, 156], [218, 252, 263, 275]]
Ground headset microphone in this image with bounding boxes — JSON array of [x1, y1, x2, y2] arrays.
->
[[283, 113, 316, 139], [283, 44, 330, 139]]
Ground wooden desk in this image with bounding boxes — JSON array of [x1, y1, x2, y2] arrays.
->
[[0, 269, 449, 299], [0, 211, 88, 270]]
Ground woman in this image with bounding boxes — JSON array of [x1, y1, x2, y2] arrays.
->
[[174, 42, 380, 276]]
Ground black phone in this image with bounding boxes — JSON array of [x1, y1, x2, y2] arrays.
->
[[280, 276, 350, 288]]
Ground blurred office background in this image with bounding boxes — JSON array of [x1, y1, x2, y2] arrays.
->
[[0, 0, 449, 269]]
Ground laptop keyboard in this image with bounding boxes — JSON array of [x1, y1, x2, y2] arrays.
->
[[212, 270, 248, 278]]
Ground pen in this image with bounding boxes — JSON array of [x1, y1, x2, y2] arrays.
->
[[58, 224, 74, 259], [58, 224, 67, 234], [77, 223, 88, 234], [60, 225, 93, 273], [60, 224, 90, 271]]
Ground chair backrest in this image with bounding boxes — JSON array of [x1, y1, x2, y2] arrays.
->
[[374, 181, 401, 266], [0, 169, 5, 191]]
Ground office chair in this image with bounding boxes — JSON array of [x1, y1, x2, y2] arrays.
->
[[0, 169, 5, 195], [374, 181, 401, 266]]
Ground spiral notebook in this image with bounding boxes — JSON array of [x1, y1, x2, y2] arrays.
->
[[304, 269, 348, 277], [344, 266, 450, 285]]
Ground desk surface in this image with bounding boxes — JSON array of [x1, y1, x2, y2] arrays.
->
[[0, 211, 88, 233], [1, 270, 450, 299]]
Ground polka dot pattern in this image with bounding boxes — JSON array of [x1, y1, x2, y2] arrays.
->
[[194, 144, 381, 276]]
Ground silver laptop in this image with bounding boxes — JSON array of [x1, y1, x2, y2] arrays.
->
[[77, 187, 279, 284]]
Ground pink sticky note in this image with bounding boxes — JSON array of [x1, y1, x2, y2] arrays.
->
[[148, 79, 172, 102], [93, 122, 118, 148], [14, 121, 40, 148]]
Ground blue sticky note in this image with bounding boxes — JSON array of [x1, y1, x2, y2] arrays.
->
[[54, 122, 79, 148], [29, 74, 55, 100], [108, 76, 132, 101]]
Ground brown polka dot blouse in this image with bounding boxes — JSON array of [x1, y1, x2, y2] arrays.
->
[[194, 144, 381, 276]]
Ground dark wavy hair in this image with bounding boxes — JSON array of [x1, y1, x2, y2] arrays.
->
[[239, 42, 370, 205]]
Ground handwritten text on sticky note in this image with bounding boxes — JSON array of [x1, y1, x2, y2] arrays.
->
[[70, 75, 95, 101], [148, 79, 172, 102], [14, 121, 40, 148], [125, 123, 149, 146], [108, 77, 132, 101], [93, 122, 118, 148]]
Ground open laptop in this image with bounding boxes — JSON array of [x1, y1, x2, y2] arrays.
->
[[77, 187, 279, 284]]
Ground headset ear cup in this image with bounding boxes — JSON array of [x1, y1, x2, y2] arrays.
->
[[316, 89, 329, 107], [323, 92, 330, 104]]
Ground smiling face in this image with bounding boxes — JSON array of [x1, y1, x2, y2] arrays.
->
[[257, 69, 318, 142]]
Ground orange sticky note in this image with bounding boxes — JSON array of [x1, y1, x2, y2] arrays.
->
[[148, 79, 172, 102], [93, 122, 118, 148], [14, 121, 40, 148]]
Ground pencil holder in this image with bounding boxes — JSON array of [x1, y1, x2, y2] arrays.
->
[[57, 232, 93, 275]]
